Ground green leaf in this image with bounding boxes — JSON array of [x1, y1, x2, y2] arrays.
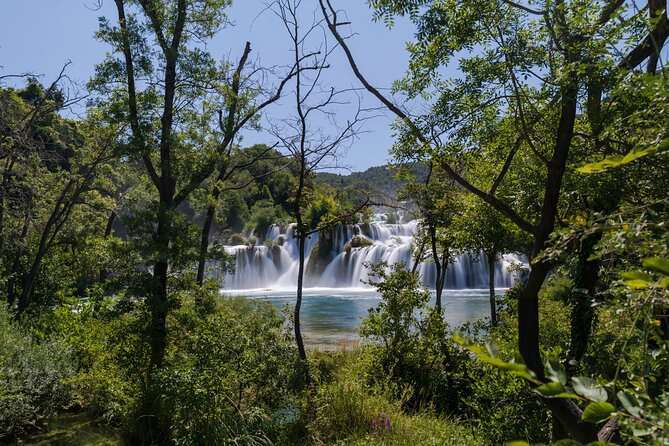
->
[[623, 279, 651, 289], [576, 139, 667, 174], [572, 377, 608, 402], [582, 401, 615, 423], [546, 360, 567, 385], [505, 442, 530, 446], [642, 257, 669, 276], [621, 271, 653, 281], [616, 391, 641, 417], [536, 381, 566, 396]]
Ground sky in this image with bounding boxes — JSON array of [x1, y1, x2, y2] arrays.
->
[[0, 0, 417, 172]]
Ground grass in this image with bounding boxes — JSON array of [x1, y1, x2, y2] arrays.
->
[[17, 413, 121, 446], [310, 351, 485, 446], [15, 350, 485, 446]]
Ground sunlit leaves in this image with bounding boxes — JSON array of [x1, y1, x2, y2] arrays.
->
[[581, 401, 615, 423], [571, 377, 607, 402], [576, 140, 668, 174]]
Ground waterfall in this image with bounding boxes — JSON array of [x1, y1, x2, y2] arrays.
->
[[219, 219, 525, 291]]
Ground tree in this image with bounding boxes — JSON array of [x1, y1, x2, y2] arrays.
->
[[0, 75, 118, 313], [320, 0, 669, 440], [401, 162, 458, 312], [92, 0, 242, 440], [271, 0, 371, 383], [452, 195, 527, 326]]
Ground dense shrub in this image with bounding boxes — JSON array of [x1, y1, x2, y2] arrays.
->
[[158, 296, 299, 446], [360, 263, 473, 414], [46, 297, 145, 426], [0, 305, 75, 440]]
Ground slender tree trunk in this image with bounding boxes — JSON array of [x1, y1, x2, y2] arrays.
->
[[99, 211, 116, 282], [565, 232, 601, 376], [17, 180, 76, 313], [7, 202, 30, 308], [150, 190, 173, 371], [429, 222, 443, 312], [487, 252, 497, 326], [294, 226, 310, 384], [196, 198, 218, 286], [411, 239, 426, 274]]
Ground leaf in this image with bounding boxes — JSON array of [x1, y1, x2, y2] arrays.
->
[[621, 271, 653, 281], [536, 381, 566, 396], [642, 257, 669, 276], [576, 139, 668, 174], [553, 440, 582, 446], [616, 391, 641, 417], [546, 360, 567, 385], [623, 279, 651, 289], [572, 377, 608, 402], [453, 335, 536, 381], [505, 442, 530, 446], [582, 401, 615, 423]]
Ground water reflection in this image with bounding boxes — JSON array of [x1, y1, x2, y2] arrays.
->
[[224, 287, 498, 347]]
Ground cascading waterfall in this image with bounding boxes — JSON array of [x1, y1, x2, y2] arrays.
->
[[220, 218, 525, 291]]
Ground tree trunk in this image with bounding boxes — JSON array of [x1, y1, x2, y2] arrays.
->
[[17, 180, 76, 313], [411, 239, 426, 274], [565, 232, 601, 377], [150, 192, 173, 371], [196, 199, 217, 286], [516, 77, 601, 442], [294, 227, 310, 384], [99, 211, 116, 282], [487, 252, 497, 326], [6, 195, 30, 308], [429, 222, 443, 312]]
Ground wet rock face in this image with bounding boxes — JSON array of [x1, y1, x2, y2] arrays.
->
[[228, 233, 247, 245], [344, 235, 373, 254], [305, 240, 335, 286]]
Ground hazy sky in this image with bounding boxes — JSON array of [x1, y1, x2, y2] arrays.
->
[[0, 0, 417, 172]]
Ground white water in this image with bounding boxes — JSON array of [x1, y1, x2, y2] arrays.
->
[[216, 218, 525, 291]]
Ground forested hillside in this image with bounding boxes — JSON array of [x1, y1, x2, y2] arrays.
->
[[316, 163, 428, 201], [1, 1, 668, 445]]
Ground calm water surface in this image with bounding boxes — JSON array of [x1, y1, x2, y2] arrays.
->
[[224, 287, 499, 347]]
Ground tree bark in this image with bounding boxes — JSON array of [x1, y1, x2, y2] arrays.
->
[[294, 227, 310, 384], [487, 252, 497, 327], [565, 233, 601, 377], [99, 211, 116, 282], [429, 221, 444, 312], [196, 196, 218, 286]]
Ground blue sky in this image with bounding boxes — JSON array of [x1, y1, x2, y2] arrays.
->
[[0, 0, 417, 172]]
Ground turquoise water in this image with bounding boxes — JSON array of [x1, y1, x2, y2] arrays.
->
[[224, 287, 497, 347]]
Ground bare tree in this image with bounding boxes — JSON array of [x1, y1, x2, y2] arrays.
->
[[271, 0, 372, 383]]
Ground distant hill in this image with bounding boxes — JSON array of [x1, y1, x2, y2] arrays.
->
[[316, 163, 427, 202]]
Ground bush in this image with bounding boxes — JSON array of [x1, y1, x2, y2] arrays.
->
[[47, 298, 144, 426], [0, 305, 75, 440], [158, 296, 299, 446], [360, 263, 472, 414]]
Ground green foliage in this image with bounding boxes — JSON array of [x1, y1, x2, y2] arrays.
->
[[157, 296, 299, 446], [309, 352, 482, 446], [0, 305, 75, 440], [246, 199, 288, 238], [361, 263, 474, 413]]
